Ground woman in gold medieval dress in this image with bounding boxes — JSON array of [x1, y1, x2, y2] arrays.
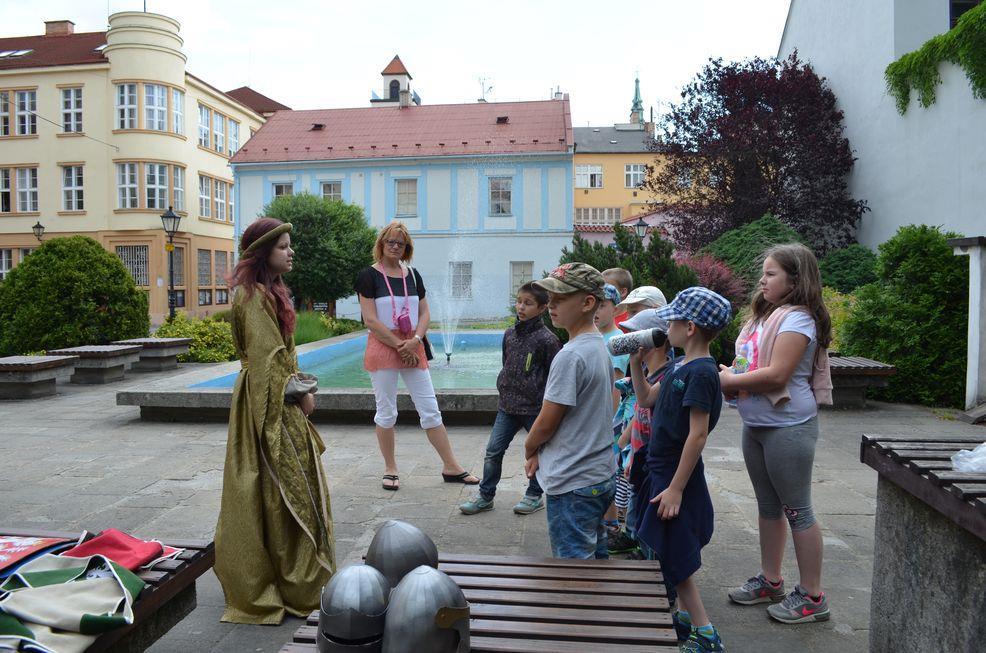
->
[[215, 217, 335, 624]]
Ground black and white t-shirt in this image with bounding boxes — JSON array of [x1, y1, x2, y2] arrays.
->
[[354, 265, 426, 330]]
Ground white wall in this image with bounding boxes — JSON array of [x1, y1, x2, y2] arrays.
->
[[779, 0, 986, 248]]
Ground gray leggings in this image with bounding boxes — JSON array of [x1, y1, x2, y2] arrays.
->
[[741, 416, 818, 531]]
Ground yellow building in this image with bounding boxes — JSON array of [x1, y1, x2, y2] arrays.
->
[[0, 13, 271, 323]]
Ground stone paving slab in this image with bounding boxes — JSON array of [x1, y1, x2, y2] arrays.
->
[[0, 369, 983, 652]]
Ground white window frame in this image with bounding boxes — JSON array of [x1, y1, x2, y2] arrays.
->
[[273, 183, 293, 198], [574, 207, 622, 226], [625, 163, 646, 188], [16, 167, 37, 212], [0, 168, 10, 213], [61, 87, 82, 133], [215, 180, 227, 220], [321, 181, 342, 201], [227, 182, 235, 222], [144, 83, 167, 131], [116, 245, 149, 286], [199, 175, 212, 217], [198, 104, 210, 147], [215, 288, 229, 305], [489, 176, 512, 216], [171, 88, 184, 134], [20, 248, 35, 261], [449, 261, 473, 299], [213, 112, 225, 153], [0, 249, 11, 281], [145, 162, 168, 210], [16, 90, 36, 135], [228, 120, 239, 153], [510, 261, 534, 300], [0, 91, 8, 136], [116, 84, 137, 130], [116, 163, 138, 209], [62, 165, 84, 211], [575, 164, 603, 189], [173, 165, 185, 211], [395, 178, 417, 216]]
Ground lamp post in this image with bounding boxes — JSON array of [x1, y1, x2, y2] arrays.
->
[[633, 216, 648, 240], [32, 221, 45, 243], [160, 207, 181, 322]]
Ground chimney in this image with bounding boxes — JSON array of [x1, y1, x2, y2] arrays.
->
[[399, 88, 410, 108], [553, 87, 564, 101], [45, 20, 75, 37]]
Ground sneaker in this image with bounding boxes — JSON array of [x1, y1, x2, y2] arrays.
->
[[607, 530, 637, 555], [680, 626, 724, 652], [459, 494, 494, 515], [727, 574, 786, 605], [624, 547, 646, 560], [512, 495, 544, 515], [671, 611, 692, 643], [767, 585, 830, 624]]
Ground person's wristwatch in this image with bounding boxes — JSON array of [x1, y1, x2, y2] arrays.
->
[[413, 335, 423, 342]]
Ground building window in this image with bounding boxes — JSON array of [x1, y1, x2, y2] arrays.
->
[[116, 84, 137, 130], [321, 181, 342, 201], [172, 89, 184, 134], [16, 168, 38, 212], [146, 163, 168, 209], [574, 207, 622, 226], [213, 113, 225, 153], [0, 168, 9, 213], [395, 178, 417, 215], [20, 248, 35, 260], [116, 245, 149, 286], [575, 164, 603, 188], [173, 290, 186, 308], [198, 289, 213, 306], [215, 288, 229, 305], [228, 182, 235, 221], [16, 90, 37, 135], [215, 250, 228, 286], [273, 183, 293, 198], [489, 177, 512, 216], [676, 169, 692, 190], [449, 261, 473, 299], [625, 163, 646, 188], [116, 163, 138, 209], [144, 84, 167, 131], [0, 249, 11, 281], [229, 120, 239, 153], [951, 0, 982, 27], [389, 80, 400, 100], [510, 261, 534, 299], [62, 165, 84, 211], [61, 88, 82, 133], [197, 248, 213, 287], [215, 180, 227, 220], [173, 166, 185, 211], [172, 246, 185, 287], [199, 176, 212, 217], [0, 91, 8, 136], [198, 104, 210, 147]]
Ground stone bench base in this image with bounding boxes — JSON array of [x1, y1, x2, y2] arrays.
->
[[130, 346, 189, 372], [72, 363, 130, 384], [0, 362, 76, 400]]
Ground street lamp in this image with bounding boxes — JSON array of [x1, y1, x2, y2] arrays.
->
[[160, 207, 182, 321], [633, 216, 648, 239], [32, 221, 45, 242]]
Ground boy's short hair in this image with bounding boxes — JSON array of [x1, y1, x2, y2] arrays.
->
[[602, 268, 633, 294], [518, 281, 548, 306], [695, 325, 721, 343]]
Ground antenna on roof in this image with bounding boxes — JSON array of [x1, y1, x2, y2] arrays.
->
[[478, 77, 493, 102]]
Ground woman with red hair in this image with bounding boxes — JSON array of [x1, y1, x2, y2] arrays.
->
[[214, 217, 335, 624]]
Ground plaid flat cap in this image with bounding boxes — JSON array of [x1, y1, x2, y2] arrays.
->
[[534, 262, 606, 299], [656, 286, 732, 330]]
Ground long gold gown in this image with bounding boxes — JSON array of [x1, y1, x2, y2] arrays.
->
[[215, 286, 335, 624]]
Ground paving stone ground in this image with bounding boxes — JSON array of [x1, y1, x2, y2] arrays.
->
[[1, 365, 982, 652]]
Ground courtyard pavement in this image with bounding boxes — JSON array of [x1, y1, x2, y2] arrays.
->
[[1, 365, 983, 652]]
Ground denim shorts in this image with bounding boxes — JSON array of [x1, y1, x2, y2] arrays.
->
[[545, 475, 616, 559]]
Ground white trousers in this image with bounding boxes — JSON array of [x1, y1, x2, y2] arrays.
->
[[368, 367, 443, 430]]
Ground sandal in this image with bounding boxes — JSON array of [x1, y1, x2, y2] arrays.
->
[[382, 474, 400, 491], [442, 471, 480, 485]]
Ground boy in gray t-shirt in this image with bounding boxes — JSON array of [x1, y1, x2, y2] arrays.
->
[[524, 263, 617, 559]]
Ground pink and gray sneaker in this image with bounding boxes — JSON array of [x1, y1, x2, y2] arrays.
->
[[727, 574, 786, 605], [767, 585, 830, 624]]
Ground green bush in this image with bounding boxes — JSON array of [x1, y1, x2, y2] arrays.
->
[[156, 312, 236, 363], [702, 214, 805, 286], [822, 286, 856, 352], [819, 244, 877, 293], [710, 311, 745, 366], [841, 225, 968, 407], [319, 315, 364, 337], [0, 236, 149, 355], [211, 308, 232, 323]]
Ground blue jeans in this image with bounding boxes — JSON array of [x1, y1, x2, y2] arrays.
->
[[546, 476, 616, 559], [479, 411, 543, 500]]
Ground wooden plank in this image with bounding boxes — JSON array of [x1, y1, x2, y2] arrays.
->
[[926, 471, 986, 486], [0, 355, 78, 372], [439, 562, 661, 583], [902, 460, 952, 473], [462, 588, 669, 611], [469, 636, 677, 652], [467, 603, 671, 627], [863, 435, 985, 444], [468, 618, 676, 645], [439, 553, 661, 571], [447, 575, 665, 596], [880, 443, 971, 452], [950, 483, 986, 499], [136, 570, 168, 586]]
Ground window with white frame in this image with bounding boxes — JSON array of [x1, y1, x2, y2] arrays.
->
[[489, 177, 512, 215], [145, 163, 168, 209], [172, 246, 185, 286], [273, 183, 293, 198], [228, 120, 239, 153], [0, 168, 9, 213], [227, 182, 235, 222], [0, 91, 8, 136], [625, 163, 646, 188], [197, 249, 212, 287], [16, 168, 37, 212], [61, 88, 82, 133], [62, 165, 83, 211], [321, 181, 342, 201], [574, 207, 622, 226], [198, 104, 210, 147], [510, 261, 534, 299], [449, 261, 473, 299], [173, 166, 185, 211], [116, 163, 138, 209], [213, 112, 225, 153], [116, 84, 137, 129], [116, 245, 149, 286], [199, 175, 212, 217], [16, 90, 36, 135], [215, 288, 229, 305], [144, 84, 167, 131], [171, 89, 184, 134], [215, 180, 227, 220], [215, 251, 228, 287], [198, 289, 213, 306], [395, 178, 416, 215], [575, 164, 603, 188], [0, 249, 11, 281], [20, 248, 34, 260]]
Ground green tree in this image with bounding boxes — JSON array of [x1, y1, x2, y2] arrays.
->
[[0, 236, 149, 355], [701, 214, 805, 286], [263, 192, 377, 315], [819, 244, 878, 293]]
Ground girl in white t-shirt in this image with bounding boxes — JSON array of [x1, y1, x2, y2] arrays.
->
[[718, 243, 833, 625]]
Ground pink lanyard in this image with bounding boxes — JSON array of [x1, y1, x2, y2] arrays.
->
[[378, 264, 410, 325]]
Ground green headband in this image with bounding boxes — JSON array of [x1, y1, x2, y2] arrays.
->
[[242, 223, 292, 254]]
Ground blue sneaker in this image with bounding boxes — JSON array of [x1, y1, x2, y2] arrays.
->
[[672, 611, 691, 642], [459, 494, 493, 515], [680, 626, 724, 652], [512, 495, 544, 515]]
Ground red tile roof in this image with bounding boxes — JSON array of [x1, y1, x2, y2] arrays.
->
[[0, 31, 107, 71], [381, 55, 411, 78], [231, 98, 573, 165], [225, 86, 291, 114]]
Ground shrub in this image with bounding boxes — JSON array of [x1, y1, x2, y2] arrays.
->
[[822, 286, 856, 352], [710, 311, 745, 366], [679, 254, 748, 310], [841, 225, 968, 407], [0, 236, 149, 355], [156, 312, 236, 363], [319, 315, 364, 337], [211, 308, 232, 323], [702, 214, 805, 286], [820, 244, 878, 293]]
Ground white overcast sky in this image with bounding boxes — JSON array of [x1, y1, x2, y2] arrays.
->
[[9, 0, 790, 126]]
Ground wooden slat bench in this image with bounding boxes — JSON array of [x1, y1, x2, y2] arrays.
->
[[47, 345, 143, 384], [860, 436, 986, 652], [0, 355, 78, 399], [829, 353, 896, 407], [281, 553, 676, 652], [112, 338, 193, 372], [1, 527, 214, 653]]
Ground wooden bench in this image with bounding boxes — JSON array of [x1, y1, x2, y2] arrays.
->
[[0, 527, 214, 653], [829, 353, 896, 407], [0, 355, 78, 399], [112, 338, 193, 372], [860, 436, 985, 652], [281, 553, 676, 652], [47, 345, 143, 384]]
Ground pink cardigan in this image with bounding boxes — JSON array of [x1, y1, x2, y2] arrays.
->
[[737, 305, 833, 407]]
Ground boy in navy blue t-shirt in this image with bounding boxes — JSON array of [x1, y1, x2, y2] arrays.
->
[[634, 287, 731, 652]]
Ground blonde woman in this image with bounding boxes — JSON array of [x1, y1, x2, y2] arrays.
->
[[354, 221, 479, 491]]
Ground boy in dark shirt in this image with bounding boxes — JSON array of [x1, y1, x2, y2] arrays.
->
[[460, 282, 561, 515], [635, 287, 732, 652]]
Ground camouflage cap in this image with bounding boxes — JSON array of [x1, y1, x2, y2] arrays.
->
[[533, 262, 606, 299]]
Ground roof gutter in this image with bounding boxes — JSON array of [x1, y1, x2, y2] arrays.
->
[[230, 150, 573, 168]]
